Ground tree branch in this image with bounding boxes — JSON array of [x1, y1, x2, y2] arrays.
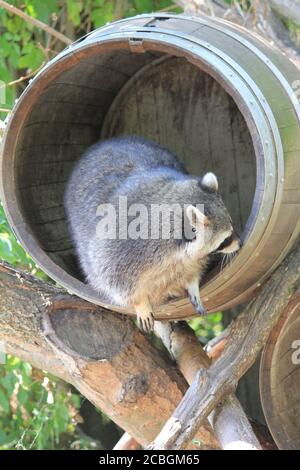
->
[[0, 262, 218, 450], [113, 432, 141, 450], [0, 0, 72, 45], [116, 323, 267, 450], [0, 61, 46, 91], [149, 240, 300, 449], [152, 321, 261, 450]]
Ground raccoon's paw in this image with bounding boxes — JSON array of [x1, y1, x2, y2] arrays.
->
[[187, 278, 206, 316], [134, 298, 155, 333], [190, 295, 207, 316], [137, 311, 155, 333]]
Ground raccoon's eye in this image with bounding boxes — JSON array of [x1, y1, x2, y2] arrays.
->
[[217, 234, 233, 251]]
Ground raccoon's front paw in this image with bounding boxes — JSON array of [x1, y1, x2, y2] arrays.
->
[[137, 311, 155, 333], [190, 295, 207, 316], [187, 278, 207, 316]]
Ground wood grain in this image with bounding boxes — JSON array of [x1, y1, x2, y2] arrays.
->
[[0, 261, 219, 450]]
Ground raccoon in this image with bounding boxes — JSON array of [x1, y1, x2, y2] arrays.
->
[[65, 136, 240, 332]]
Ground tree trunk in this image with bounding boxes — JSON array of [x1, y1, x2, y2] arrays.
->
[[0, 262, 218, 450], [223, 309, 265, 424]]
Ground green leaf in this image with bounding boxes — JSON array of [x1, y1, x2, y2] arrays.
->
[[0, 66, 13, 82], [91, 2, 114, 28], [0, 234, 13, 258], [134, 0, 154, 12], [0, 428, 8, 446], [70, 394, 80, 408], [27, 0, 59, 24], [19, 46, 44, 70], [67, 0, 83, 27], [0, 389, 10, 413], [17, 387, 29, 406], [0, 373, 17, 395], [3, 16, 23, 35]]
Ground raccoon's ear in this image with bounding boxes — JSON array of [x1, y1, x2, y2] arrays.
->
[[186, 205, 208, 228], [202, 172, 218, 192]]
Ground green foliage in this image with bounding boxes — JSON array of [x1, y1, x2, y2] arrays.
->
[[91, 1, 115, 27], [0, 1, 178, 120], [0, 203, 47, 278], [189, 312, 223, 343], [67, 0, 84, 27], [284, 18, 300, 48], [133, 0, 175, 14], [0, 202, 98, 449], [0, 357, 96, 449], [223, 0, 253, 11]]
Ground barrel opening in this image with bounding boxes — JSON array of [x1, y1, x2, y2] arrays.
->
[[14, 45, 257, 292]]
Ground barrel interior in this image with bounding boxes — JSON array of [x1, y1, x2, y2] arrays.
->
[[15, 48, 256, 285]]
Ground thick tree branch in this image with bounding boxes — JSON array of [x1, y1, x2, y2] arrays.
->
[[149, 240, 300, 449], [0, 262, 218, 450], [113, 432, 141, 450], [152, 321, 261, 450], [116, 324, 267, 450], [0, 62, 46, 92]]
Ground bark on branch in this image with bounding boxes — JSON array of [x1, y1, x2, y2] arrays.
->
[[149, 241, 300, 449], [153, 321, 262, 450], [0, 262, 218, 450]]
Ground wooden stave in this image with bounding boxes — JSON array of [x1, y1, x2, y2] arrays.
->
[[260, 292, 300, 450]]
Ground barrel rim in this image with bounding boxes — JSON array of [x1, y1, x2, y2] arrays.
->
[[0, 21, 285, 318]]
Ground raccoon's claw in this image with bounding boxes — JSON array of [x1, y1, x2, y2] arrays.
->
[[190, 295, 207, 316], [195, 304, 207, 316], [137, 312, 154, 333]]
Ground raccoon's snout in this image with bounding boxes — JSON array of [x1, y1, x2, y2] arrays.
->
[[216, 233, 241, 254]]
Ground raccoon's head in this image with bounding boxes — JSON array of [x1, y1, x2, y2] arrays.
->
[[185, 172, 241, 256]]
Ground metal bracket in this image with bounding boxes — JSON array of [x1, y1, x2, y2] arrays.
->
[[128, 37, 145, 53]]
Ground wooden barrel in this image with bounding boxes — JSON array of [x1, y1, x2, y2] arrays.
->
[[260, 292, 300, 449], [1, 13, 300, 320]]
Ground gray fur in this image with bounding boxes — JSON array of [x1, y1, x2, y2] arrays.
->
[[65, 136, 239, 327]]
